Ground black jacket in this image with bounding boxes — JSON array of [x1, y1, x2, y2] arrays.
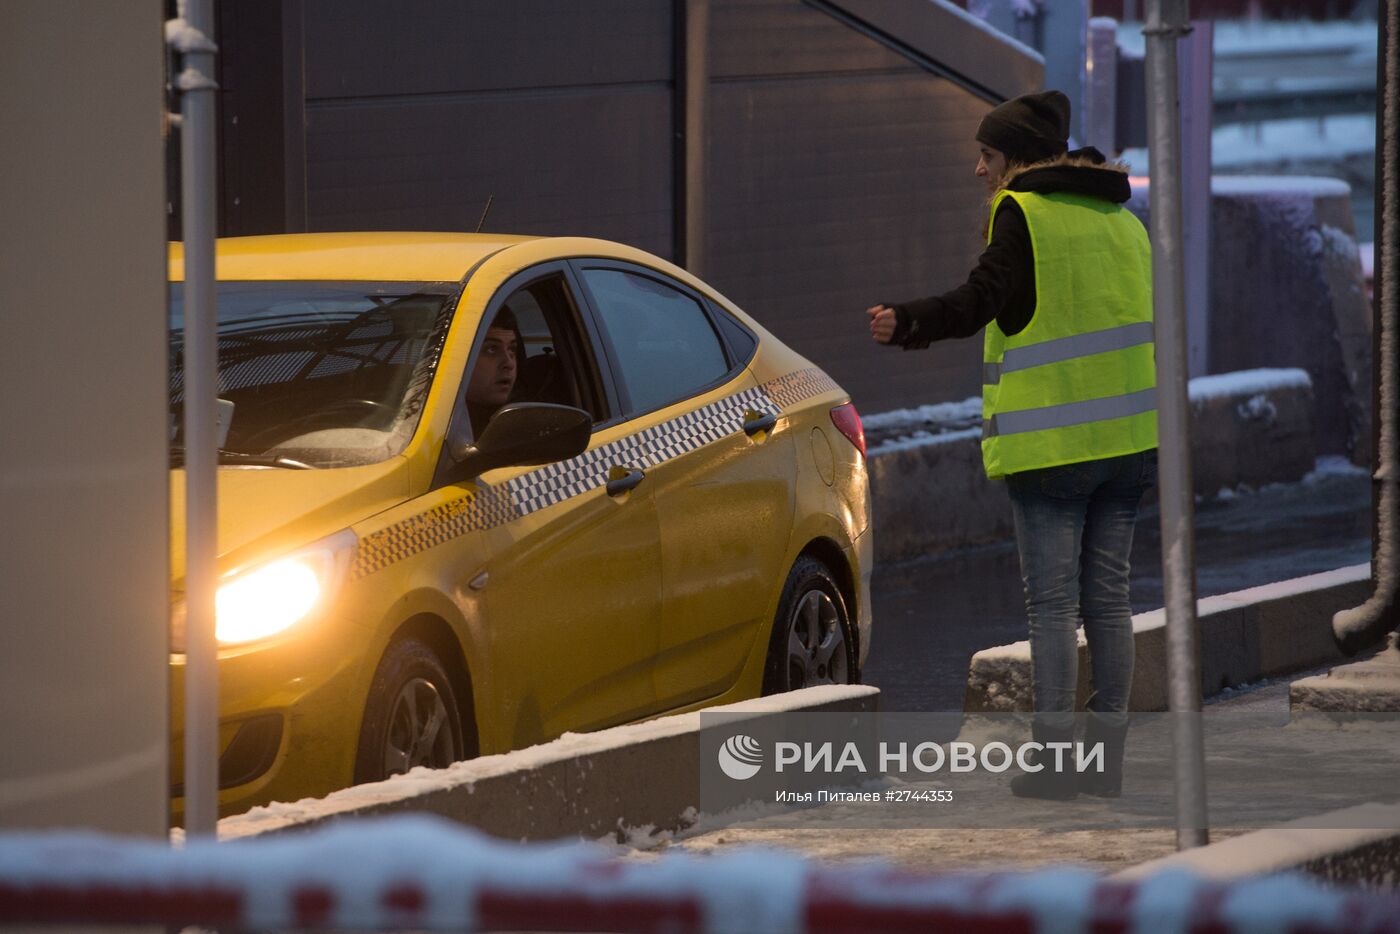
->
[[891, 148, 1134, 348]]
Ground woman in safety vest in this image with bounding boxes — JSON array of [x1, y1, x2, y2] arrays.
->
[[868, 90, 1159, 800]]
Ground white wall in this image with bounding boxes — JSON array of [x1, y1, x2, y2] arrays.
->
[[0, 1, 169, 834]]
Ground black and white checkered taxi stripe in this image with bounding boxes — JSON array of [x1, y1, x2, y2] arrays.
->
[[501, 384, 781, 519], [350, 368, 835, 579]]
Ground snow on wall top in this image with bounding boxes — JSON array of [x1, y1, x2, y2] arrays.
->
[[935, 0, 1045, 64], [1210, 176, 1352, 198], [868, 370, 1314, 456], [1115, 18, 1378, 59], [971, 563, 1370, 664], [1187, 367, 1312, 401], [862, 397, 983, 431]]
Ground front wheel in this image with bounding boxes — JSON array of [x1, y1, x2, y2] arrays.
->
[[762, 556, 857, 695], [354, 638, 465, 784]]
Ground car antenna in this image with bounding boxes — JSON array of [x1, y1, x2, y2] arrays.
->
[[475, 195, 494, 233]]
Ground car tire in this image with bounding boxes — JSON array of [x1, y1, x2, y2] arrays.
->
[[353, 638, 465, 784], [762, 556, 857, 695]]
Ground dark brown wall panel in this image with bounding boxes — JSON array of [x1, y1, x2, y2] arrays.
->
[[271, 0, 1028, 415], [298, 0, 675, 258], [302, 0, 672, 99], [706, 69, 993, 416], [709, 0, 916, 77], [304, 89, 674, 257]]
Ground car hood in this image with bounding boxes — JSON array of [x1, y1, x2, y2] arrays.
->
[[169, 458, 411, 584]]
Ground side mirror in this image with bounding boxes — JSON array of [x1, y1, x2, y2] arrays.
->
[[447, 402, 592, 479]]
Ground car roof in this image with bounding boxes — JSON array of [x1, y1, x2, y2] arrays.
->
[[168, 231, 539, 282]]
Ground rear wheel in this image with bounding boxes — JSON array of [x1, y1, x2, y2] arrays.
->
[[762, 556, 856, 695], [354, 638, 464, 783]]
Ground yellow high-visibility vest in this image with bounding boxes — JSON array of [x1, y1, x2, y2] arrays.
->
[[981, 188, 1158, 479]]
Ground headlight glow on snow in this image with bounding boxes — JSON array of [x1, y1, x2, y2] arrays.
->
[[215, 557, 323, 645]]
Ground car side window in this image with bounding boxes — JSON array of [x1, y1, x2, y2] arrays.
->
[[459, 273, 608, 442], [579, 268, 730, 416]]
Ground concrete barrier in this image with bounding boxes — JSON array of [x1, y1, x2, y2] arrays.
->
[[1116, 802, 1400, 891], [964, 564, 1370, 713], [1291, 634, 1400, 713], [1129, 176, 1372, 462], [870, 368, 1317, 564], [217, 685, 879, 843]]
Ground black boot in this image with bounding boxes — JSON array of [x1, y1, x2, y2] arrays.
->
[[1078, 716, 1128, 798], [1009, 723, 1079, 800]]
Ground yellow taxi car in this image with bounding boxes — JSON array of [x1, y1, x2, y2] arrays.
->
[[168, 232, 872, 819]]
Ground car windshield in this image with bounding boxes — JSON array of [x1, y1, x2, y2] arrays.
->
[[169, 280, 460, 468]]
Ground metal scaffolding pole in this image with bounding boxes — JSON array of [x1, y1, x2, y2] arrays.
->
[[1143, 0, 1209, 850], [170, 0, 220, 837]]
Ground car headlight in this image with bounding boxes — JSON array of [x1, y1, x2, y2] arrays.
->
[[170, 528, 358, 653]]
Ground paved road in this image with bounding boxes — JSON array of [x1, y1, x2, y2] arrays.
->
[[862, 467, 1372, 712]]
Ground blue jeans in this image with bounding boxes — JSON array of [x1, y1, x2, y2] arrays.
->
[[1005, 449, 1158, 730]]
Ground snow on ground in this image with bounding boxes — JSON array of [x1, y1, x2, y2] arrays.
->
[[3, 815, 1393, 932], [1206, 454, 1368, 501]]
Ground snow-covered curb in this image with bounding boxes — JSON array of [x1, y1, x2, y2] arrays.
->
[[214, 685, 878, 844], [867, 369, 1318, 563], [965, 565, 1371, 713], [1117, 801, 1400, 891]]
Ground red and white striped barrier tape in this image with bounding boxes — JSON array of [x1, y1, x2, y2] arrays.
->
[[0, 815, 1396, 932]]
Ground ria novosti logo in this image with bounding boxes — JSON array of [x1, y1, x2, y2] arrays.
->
[[717, 734, 764, 780]]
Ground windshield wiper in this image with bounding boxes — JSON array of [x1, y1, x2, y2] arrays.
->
[[169, 446, 315, 469]]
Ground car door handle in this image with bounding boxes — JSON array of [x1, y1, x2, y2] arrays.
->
[[743, 412, 778, 437], [606, 467, 645, 497]]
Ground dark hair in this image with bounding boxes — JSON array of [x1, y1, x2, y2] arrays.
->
[[490, 306, 518, 332]]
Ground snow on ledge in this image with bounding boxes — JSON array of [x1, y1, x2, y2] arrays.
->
[[862, 397, 982, 432], [216, 684, 877, 841], [868, 370, 1311, 457], [1210, 175, 1352, 198], [1188, 367, 1311, 402], [932, 0, 1045, 64], [972, 564, 1370, 663], [1117, 801, 1400, 881]]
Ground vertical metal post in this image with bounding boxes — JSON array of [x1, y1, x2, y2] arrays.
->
[[1178, 20, 1213, 378], [683, 0, 710, 277], [1144, 0, 1209, 850], [174, 0, 221, 838]]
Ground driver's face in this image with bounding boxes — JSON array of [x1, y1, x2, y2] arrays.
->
[[465, 327, 518, 407]]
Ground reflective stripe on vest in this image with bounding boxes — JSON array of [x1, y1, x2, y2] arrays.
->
[[983, 387, 1157, 438], [981, 321, 1155, 386], [980, 188, 1157, 478]]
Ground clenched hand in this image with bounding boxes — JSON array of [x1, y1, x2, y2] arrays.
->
[[867, 305, 897, 344]]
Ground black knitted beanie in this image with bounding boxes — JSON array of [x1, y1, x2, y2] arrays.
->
[[976, 90, 1071, 165]]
